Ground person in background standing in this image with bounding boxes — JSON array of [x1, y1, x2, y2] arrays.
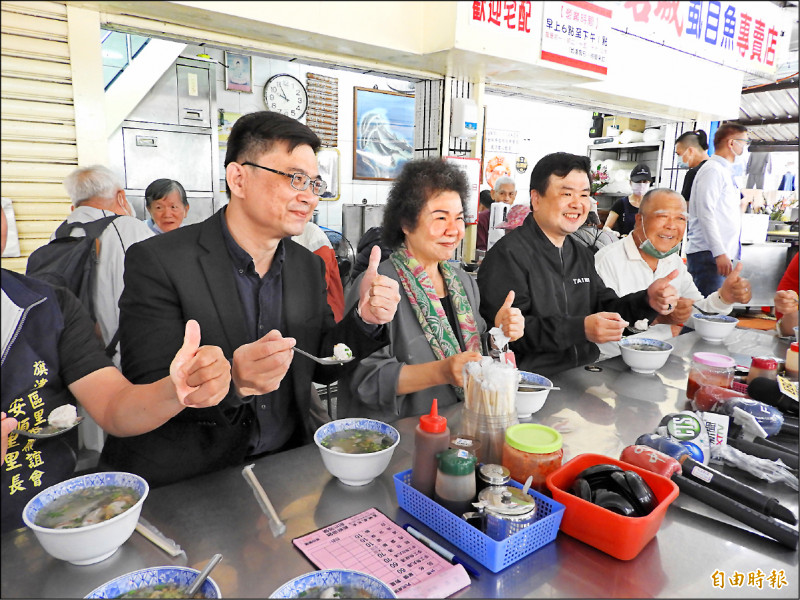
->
[[61, 166, 154, 366], [145, 178, 190, 234], [475, 189, 493, 252], [674, 129, 709, 204], [603, 164, 652, 236], [686, 122, 749, 296]]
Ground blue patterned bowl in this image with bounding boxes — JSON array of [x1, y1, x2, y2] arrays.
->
[[619, 337, 674, 374], [314, 418, 400, 486], [22, 472, 148, 565], [693, 313, 738, 343], [85, 566, 221, 598], [269, 569, 396, 599], [516, 371, 554, 418]]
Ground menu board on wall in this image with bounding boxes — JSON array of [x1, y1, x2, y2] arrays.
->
[[445, 156, 481, 225], [306, 73, 338, 147], [540, 1, 611, 75]]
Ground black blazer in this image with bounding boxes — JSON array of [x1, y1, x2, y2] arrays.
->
[[100, 209, 388, 486]]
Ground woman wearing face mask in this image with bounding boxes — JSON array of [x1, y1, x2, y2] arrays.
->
[[674, 129, 709, 204], [604, 163, 653, 236]]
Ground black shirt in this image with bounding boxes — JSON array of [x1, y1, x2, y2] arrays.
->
[[440, 294, 466, 352], [609, 196, 638, 235], [219, 209, 297, 455], [681, 160, 708, 204]]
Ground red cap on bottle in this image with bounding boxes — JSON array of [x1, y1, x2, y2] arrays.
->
[[791, 342, 799, 352], [419, 398, 447, 433]]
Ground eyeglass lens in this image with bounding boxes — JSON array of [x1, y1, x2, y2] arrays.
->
[[290, 173, 327, 196]]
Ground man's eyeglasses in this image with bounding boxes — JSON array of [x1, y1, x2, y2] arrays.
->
[[242, 162, 327, 196], [732, 138, 751, 147]]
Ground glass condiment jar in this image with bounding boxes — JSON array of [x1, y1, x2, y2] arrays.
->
[[449, 434, 482, 459], [746, 357, 779, 384], [687, 352, 735, 400], [786, 343, 799, 379], [501, 424, 563, 494], [476, 463, 510, 494]]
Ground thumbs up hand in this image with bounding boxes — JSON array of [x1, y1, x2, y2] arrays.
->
[[170, 320, 231, 407], [647, 269, 680, 314], [719, 262, 751, 304], [358, 245, 401, 325], [493, 290, 525, 342]]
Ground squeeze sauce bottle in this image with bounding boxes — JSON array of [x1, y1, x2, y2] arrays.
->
[[410, 399, 451, 497]]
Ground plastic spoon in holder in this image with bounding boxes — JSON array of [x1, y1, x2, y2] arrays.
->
[[11, 417, 84, 439], [292, 346, 354, 366], [185, 553, 223, 597]]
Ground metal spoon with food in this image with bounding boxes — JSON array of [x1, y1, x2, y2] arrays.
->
[[12, 405, 84, 439], [293, 343, 354, 366]]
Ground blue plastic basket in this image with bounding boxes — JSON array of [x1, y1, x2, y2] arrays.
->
[[393, 469, 565, 573]]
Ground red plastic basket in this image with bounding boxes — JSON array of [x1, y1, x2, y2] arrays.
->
[[546, 453, 678, 560]]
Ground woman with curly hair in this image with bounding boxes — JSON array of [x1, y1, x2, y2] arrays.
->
[[337, 158, 524, 421]]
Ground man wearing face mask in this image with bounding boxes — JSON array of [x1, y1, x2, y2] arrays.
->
[[603, 164, 652, 236], [674, 129, 709, 204], [595, 188, 752, 356], [685, 122, 749, 296]]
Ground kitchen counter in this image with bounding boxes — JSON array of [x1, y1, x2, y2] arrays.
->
[[2, 329, 797, 598]]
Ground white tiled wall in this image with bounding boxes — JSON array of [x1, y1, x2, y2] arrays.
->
[[183, 45, 597, 229], [184, 45, 410, 231]]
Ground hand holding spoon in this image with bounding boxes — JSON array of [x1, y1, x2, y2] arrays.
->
[[12, 417, 84, 439], [293, 346, 354, 366]]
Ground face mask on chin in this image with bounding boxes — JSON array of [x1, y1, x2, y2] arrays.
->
[[638, 221, 680, 259], [677, 159, 689, 169]]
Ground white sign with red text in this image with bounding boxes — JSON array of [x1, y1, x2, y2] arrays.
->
[[540, 1, 612, 75]]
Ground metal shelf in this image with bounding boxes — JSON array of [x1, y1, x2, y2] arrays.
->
[[589, 140, 663, 150]]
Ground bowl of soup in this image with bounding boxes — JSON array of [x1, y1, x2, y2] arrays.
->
[[619, 338, 674, 374], [516, 371, 554, 418], [22, 471, 147, 565], [269, 569, 396, 599], [314, 418, 400, 486], [85, 565, 222, 598], [692, 314, 738, 343]]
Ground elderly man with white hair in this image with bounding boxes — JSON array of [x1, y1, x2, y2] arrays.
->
[[58, 165, 154, 365], [491, 175, 517, 204], [594, 187, 752, 355]]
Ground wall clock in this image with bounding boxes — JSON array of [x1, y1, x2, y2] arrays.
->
[[264, 73, 308, 119]]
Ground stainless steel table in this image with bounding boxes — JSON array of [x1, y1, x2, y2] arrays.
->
[[2, 329, 797, 598]]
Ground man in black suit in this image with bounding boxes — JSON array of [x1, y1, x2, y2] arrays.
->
[[100, 112, 400, 486]]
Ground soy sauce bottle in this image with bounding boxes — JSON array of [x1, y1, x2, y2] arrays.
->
[[410, 399, 450, 497]]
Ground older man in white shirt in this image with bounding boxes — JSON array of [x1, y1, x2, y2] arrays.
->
[[595, 188, 752, 357], [685, 122, 749, 296], [60, 165, 154, 366]]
